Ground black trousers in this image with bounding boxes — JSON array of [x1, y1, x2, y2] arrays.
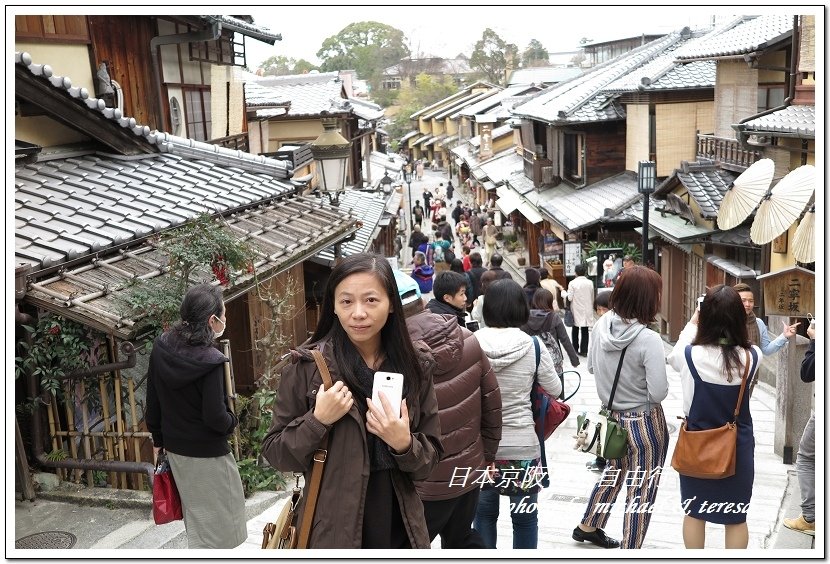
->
[[422, 488, 487, 548], [572, 326, 589, 355]]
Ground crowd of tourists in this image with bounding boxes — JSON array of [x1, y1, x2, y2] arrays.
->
[[145, 171, 811, 550]]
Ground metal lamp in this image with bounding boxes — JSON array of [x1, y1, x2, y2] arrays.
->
[[379, 171, 393, 195], [309, 118, 350, 205], [403, 166, 413, 228], [637, 160, 657, 265]]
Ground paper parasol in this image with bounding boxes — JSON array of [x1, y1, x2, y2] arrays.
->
[[791, 204, 815, 263], [750, 164, 815, 245], [718, 158, 775, 230]]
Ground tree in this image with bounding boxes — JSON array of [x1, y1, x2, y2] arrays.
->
[[522, 39, 550, 68], [292, 59, 317, 74], [387, 73, 458, 140], [317, 21, 409, 81], [470, 28, 519, 86], [258, 55, 318, 76]]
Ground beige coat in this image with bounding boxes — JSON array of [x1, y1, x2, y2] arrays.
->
[[566, 275, 595, 328]]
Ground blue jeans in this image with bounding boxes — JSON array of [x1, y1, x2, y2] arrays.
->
[[473, 486, 538, 549]]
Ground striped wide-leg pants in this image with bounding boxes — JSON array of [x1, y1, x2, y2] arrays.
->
[[579, 404, 669, 549]]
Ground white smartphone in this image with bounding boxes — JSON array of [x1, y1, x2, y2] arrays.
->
[[371, 372, 404, 418]]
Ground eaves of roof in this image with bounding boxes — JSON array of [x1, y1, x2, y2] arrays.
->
[[16, 51, 292, 178], [538, 173, 641, 232], [313, 190, 389, 264], [737, 104, 815, 139], [24, 196, 358, 341], [410, 80, 498, 119], [201, 15, 282, 44], [674, 14, 794, 60], [511, 32, 684, 124]]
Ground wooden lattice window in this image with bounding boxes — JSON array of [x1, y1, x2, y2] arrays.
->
[[183, 87, 212, 142]]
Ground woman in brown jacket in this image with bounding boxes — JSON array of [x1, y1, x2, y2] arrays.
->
[[262, 253, 442, 548]]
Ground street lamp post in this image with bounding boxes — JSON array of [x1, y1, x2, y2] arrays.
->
[[309, 118, 351, 206], [403, 167, 413, 228], [637, 160, 657, 266]]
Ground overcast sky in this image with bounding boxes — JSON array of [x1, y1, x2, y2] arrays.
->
[[242, 6, 796, 70]]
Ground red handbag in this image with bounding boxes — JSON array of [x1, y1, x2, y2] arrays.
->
[[531, 381, 568, 440], [530, 338, 580, 440], [152, 451, 183, 525]]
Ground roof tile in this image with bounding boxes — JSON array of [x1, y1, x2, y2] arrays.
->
[[740, 104, 815, 138], [674, 15, 793, 59]]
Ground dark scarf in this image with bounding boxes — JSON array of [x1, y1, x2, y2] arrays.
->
[[350, 359, 407, 473], [745, 311, 761, 347]]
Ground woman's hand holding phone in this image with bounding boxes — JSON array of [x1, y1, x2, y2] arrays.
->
[[366, 391, 412, 454]]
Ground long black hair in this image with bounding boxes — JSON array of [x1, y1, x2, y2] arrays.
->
[[171, 283, 224, 347], [692, 284, 751, 382], [309, 253, 423, 398]]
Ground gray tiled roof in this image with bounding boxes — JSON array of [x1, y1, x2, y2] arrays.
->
[[654, 161, 737, 220], [443, 90, 501, 120], [349, 97, 384, 121], [245, 72, 347, 117], [424, 90, 490, 120], [469, 124, 513, 148], [476, 151, 523, 185], [674, 15, 793, 60], [460, 85, 538, 118], [24, 195, 358, 340], [410, 81, 497, 119], [400, 130, 419, 143], [15, 152, 297, 270], [314, 190, 388, 264], [603, 30, 716, 92], [740, 104, 815, 138], [539, 173, 641, 232], [16, 52, 292, 179], [511, 32, 684, 124], [506, 169, 536, 196], [649, 60, 715, 90], [676, 168, 737, 219]]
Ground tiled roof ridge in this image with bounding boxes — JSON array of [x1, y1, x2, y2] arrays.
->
[[251, 71, 340, 85], [200, 15, 282, 43], [674, 14, 792, 60], [16, 51, 291, 179], [558, 31, 685, 117]]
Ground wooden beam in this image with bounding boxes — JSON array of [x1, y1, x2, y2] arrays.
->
[[15, 66, 157, 155]]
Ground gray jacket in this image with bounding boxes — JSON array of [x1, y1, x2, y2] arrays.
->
[[587, 312, 668, 413]]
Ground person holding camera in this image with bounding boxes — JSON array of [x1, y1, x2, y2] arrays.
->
[[783, 320, 816, 536]]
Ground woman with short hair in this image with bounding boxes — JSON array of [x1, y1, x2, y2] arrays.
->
[[473, 279, 562, 548], [572, 266, 669, 549]]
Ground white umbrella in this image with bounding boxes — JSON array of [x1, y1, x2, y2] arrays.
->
[[791, 204, 815, 263], [750, 164, 815, 245], [718, 158, 775, 230]]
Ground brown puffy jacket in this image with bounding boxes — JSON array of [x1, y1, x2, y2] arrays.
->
[[405, 310, 502, 501], [261, 339, 442, 548]]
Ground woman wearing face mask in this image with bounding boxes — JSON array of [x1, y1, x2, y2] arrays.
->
[[145, 283, 246, 549]]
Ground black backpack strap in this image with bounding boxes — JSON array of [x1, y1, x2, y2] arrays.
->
[[606, 346, 628, 411]]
